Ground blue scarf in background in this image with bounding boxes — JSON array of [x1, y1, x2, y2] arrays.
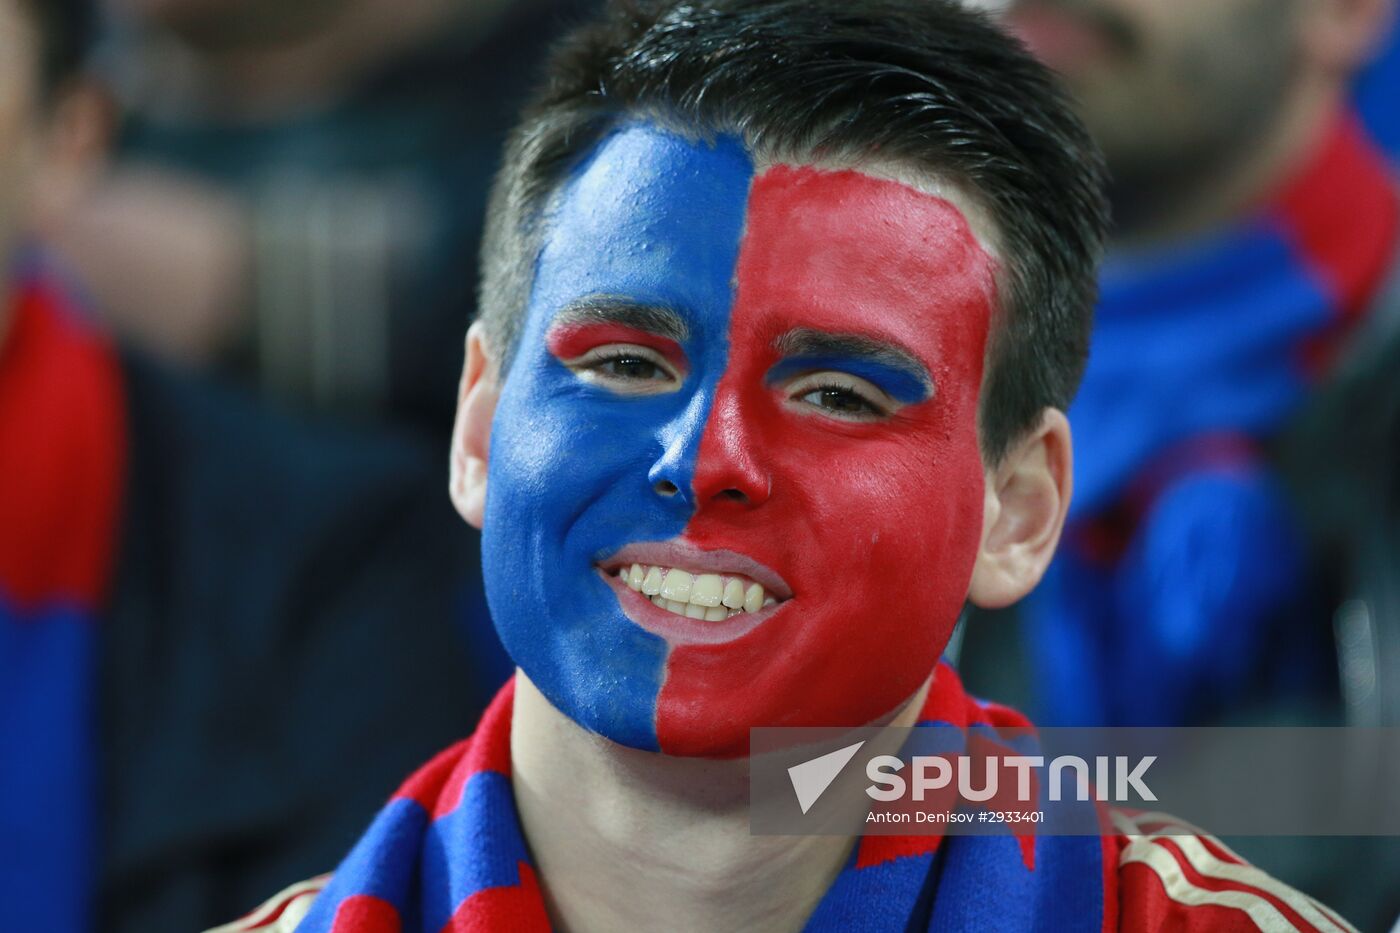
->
[[1028, 112, 1400, 726]]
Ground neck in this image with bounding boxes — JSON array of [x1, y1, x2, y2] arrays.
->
[[511, 673, 930, 933], [1113, 81, 1343, 251], [134, 0, 508, 121]]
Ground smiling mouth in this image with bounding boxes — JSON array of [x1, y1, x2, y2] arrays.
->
[[598, 545, 792, 644], [608, 563, 780, 621]]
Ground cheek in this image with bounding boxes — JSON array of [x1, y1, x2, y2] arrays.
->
[[484, 364, 635, 555], [657, 381, 986, 757], [488, 382, 592, 514], [767, 400, 987, 629], [484, 354, 704, 562]]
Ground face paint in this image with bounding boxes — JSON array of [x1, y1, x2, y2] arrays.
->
[[545, 322, 688, 375], [482, 123, 997, 757], [657, 164, 996, 756]]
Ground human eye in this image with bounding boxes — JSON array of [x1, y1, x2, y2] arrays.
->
[[565, 343, 682, 395], [785, 371, 896, 422]]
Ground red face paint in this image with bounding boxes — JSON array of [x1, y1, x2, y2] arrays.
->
[[656, 166, 998, 757], [545, 322, 688, 371]]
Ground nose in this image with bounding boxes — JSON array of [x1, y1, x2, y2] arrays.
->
[[689, 388, 770, 508], [647, 390, 706, 506], [647, 385, 770, 508]]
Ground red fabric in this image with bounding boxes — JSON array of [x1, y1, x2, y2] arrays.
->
[[0, 278, 125, 611], [439, 862, 551, 933], [1115, 816, 1347, 932], [392, 738, 473, 812], [1273, 111, 1400, 374], [1120, 861, 1265, 933], [1274, 112, 1400, 329], [330, 896, 400, 933], [391, 679, 515, 816], [1153, 838, 1317, 930], [229, 675, 1354, 931], [854, 834, 942, 871]]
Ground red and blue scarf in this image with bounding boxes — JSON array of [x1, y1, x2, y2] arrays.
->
[[0, 268, 126, 932], [1027, 111, 1400, 726], [224, 665, 1356, 931], [244, 666, 1115, 933]]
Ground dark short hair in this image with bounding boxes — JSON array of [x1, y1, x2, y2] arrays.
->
[[478, 0, 1108, 464], [16, 0, 94, 94]]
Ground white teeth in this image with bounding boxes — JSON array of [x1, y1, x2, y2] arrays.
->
[[623, 563, 783, 621], [721, 578, 746, 609], [689, 574, 723, 607], [743, 583, 765, 613], [660, 570, 693, 601]]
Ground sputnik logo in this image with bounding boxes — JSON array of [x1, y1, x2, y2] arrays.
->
[[788, 741, 867, 814]]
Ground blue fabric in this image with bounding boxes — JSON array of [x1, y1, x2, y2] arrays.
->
[[1069, 221, 1327, 518], [295, 677, 1111, 933], [1355, 13, 1400, 164], [929, 835, 1105, 933], [1030, 214, 1334, 726], [805, 845, 938, 932], [0, 594, 97, 933], [1031, 468, 1306, 725], [419, 772, 532, 932]]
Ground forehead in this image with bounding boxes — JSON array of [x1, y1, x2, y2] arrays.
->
[[527, 123, 999, 359], [529, 125, 754, 327]]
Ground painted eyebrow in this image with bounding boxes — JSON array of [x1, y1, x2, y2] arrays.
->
[[770, 329, 935, 403], [549, 297, 690, 342]]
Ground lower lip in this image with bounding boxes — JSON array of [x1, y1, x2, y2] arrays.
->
[[600, 569, 786, 646]]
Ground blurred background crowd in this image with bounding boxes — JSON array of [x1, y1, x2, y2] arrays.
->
[[0, 0, 1395, 930]]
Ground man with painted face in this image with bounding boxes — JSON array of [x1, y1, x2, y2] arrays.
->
[[216, 1, 1357, 930]]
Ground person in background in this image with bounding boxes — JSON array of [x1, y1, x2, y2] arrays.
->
[[41, 0, 591, 432], [952, 1, 1400, 926], [963, 0, 1400, 729], [0, 2, 502, 930]]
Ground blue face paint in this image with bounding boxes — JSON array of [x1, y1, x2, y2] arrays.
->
[[765, 355, 933, 405], [481, 124, 755, 749]]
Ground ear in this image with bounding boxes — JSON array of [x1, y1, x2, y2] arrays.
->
[[967, 408, 1072, 609], [449, 321, 501, 529], [1300, 0, 1395, 75]]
